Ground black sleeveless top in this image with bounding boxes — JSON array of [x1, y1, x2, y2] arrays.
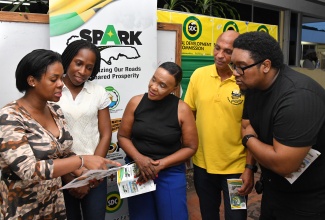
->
[[131, 93, 181, 160]]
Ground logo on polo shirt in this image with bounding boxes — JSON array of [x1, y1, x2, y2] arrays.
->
[[228, 90, 244, 105]]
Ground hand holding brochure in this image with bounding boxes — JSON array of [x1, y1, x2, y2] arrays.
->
[[117, 163, 156, 199], [227, 179, 247, 210], [60, 166, 122, 190]]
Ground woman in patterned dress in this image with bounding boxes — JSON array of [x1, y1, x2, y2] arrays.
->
[[0, 49, 120, 220]]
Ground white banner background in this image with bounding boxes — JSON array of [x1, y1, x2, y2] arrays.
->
[[50, 0, 157, 219]]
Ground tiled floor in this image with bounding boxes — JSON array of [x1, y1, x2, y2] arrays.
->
[[186, 170, 262, 220]]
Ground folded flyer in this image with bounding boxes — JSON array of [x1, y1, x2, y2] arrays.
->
[[285, 148, 321, 184], [227, 179, 247, 210], [117, 163, 156, 199]]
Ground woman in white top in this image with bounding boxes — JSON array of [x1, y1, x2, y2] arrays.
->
[[58, 39, 112, 220]]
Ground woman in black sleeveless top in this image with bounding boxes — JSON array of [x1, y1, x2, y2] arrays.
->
[[118, 62, 198, 220]]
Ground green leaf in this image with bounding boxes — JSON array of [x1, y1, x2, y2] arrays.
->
[[10, 2, 22, 12]]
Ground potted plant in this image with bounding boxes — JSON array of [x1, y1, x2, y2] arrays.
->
[[0, 0, 48, 13], [159, 0, 240, 20]]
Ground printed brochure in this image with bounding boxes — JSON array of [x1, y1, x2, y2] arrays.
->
[[227, 179, 247, 210], [117, 163, 156, 199], [285, 148, 321, 184]]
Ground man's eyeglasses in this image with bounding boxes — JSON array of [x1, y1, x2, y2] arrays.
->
[[229, 59, 265, 75]]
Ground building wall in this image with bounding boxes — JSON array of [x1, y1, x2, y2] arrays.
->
[[243, 0, 325, 19]]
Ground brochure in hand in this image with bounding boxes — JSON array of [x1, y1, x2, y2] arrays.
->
[[117, 163, 156, 199], [60, 166, 122, 190], [227, 179, 247, 210]]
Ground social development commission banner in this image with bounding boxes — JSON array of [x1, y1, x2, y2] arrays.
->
[[157, 9, 278, 55], [49, 1, 157, 219]]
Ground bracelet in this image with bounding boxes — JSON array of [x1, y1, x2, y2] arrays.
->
[[78, 155, 84, 169]]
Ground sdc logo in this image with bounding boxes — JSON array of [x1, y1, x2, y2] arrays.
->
[[183, 16, 202, 41], [223, 21, 239, 32], [222, 22, 269, 33], [106, 191, 123, 213], [257, 25, 269, 33]]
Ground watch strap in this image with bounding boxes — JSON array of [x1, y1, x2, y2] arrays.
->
[[245, 164, 258, 173], [242, 134, 256, 148]]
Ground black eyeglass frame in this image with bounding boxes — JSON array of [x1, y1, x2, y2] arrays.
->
[[229, 59, 265, 75]]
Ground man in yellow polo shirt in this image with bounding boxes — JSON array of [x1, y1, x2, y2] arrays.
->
[[184, 30, 255, 220]]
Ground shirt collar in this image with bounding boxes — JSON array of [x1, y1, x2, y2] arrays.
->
[[211, 65, 236, 82], [62, 81, 91, 94]]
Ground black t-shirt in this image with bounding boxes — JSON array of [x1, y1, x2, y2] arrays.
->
[[243, 65, 325, 196], [131, 93, 181, 160]]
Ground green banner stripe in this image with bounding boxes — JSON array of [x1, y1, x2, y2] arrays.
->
[[50, 12, 78, 24], [50, 15, 85, 37]]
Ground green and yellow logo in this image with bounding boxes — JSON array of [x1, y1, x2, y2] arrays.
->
[[106, 191, 123, 213], [109, 142, 118, 153], [105, 86, 120, 110], [183, 16, 202, 41], [257, 25, 269, 33], [223, 21, 239, 32]]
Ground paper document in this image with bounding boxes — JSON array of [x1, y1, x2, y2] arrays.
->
[[117, 163, 156, 199], [285, 148, 321, 184], [227, 179, 247, 210], [60, 166, 122, 190]]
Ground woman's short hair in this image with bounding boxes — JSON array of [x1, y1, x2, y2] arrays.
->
[[61, 39, 101, 81], [16, 49, 62, 93], [159, 62, 183, 86]]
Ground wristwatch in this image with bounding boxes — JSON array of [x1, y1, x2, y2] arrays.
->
[[245, 164, 258, 173], [242, 134, 256, 148]]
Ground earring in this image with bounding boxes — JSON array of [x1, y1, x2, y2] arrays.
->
[[171, 92, 175, 95]]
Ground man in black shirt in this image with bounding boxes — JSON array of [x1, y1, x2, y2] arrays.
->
[[230, 31, 325, 220]]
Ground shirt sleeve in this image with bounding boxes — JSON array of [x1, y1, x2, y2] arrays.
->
[[273, 89, 325, 147], [97, 85, 111, 110]]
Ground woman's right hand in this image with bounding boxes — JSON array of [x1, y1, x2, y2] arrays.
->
[[83, 155, 121, 170], [134, 155, 159, 182]]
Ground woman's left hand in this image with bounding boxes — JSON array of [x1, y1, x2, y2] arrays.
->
[[134, 155, 160, 183], [136, 159, 164, 185], [68, 185, 90, 199]]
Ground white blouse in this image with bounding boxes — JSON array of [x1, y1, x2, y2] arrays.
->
[[58, 81, 111, 155]]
